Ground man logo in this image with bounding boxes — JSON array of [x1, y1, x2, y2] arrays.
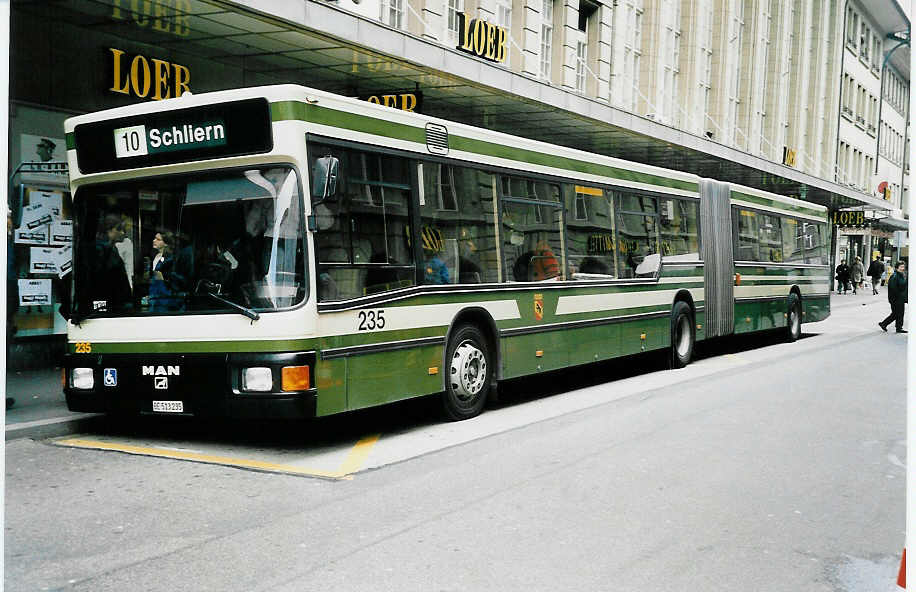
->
[[142, 365, 180, 376], [154, 377, 169, 390], [103, 368, 118, 387]]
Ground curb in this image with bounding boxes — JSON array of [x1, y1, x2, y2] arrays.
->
[[5, 413, 104, 441]]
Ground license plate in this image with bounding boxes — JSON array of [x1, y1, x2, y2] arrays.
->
[[152, 400, 184, 413]]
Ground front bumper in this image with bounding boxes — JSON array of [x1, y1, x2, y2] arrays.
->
[[63, 351, 317, 420]]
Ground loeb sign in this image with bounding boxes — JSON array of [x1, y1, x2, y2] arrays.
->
[[457, 13, 508, 63]]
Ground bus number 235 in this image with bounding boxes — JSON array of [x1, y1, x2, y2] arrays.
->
[[357, 309, 386, 331]]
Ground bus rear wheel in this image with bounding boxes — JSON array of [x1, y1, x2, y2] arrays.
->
[[786, 293, 801, 342], [441, 325, 491, 421], [670, 301, 695, 369]]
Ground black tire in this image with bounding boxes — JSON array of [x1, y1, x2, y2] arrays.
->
[[441, 325, 491, 421], [670, 301, 695, 369], [786, 293, 801, 342]]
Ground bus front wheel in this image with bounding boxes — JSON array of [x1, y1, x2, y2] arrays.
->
[[786, 293, 802, 342], [441, 325, 491, 421], [670, 301, 695, 369]]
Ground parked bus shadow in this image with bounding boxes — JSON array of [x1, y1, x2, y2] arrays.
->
[[92, 329, 817, 450]]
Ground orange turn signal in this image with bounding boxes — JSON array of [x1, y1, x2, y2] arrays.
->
[[281, 366, 310, 391]]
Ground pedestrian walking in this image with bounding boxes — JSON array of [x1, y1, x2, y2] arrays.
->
[[851, 256, 864, 294], [879, 261, 907, 333], [867, 256, 884, 295], [835, 260, 850, 294]]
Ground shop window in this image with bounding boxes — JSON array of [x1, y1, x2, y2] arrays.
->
[[419, 163, 499, 285]]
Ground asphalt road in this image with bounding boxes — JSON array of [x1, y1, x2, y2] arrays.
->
[[5, 297, 906, 591]]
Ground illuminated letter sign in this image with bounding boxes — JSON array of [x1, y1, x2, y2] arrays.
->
[[457, 13, 508, 63], [109, 48, 191, 101], [832, 211, 867, 228]]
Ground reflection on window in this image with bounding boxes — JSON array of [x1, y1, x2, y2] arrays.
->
[[757, 213, 782, 262], [616, 193, 658, 278], [500, 176, 563, 282], [659, 197, 700, 260], [419, 163, 499, 286], [781, 218, 805, 263], [72, 167, 306, 318], [736, 209, 759, 261], [311, 144, 415, 301], [803, 222, 829, 264], [565, 186, 616, 279]]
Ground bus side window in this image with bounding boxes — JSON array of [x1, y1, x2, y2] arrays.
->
[[564, 184, 617, 279], [615, 192, 659, 278], [419, 163, 498, 285]]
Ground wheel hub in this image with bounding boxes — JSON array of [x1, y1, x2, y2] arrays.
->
[[450, 341, 487, 401]]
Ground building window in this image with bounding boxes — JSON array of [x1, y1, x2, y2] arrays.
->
[[661, 0, 681, 124], [576, 41, 587, 92], [381, 0, 404, 29], [872, 34, 881, 71], [845, 7, 856, 48], [727, 0, 744, 144], [859, 22, 869, 61], [497, 0, 512, 67], [540, 0, 554, 80], [698, 3, 713, 133], [623, 0, 643, 110], [446, 0, 464, 44]]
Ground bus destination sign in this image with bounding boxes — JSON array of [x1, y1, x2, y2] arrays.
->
[[113, 120, 227, 158], [73, 98, 272, 174]]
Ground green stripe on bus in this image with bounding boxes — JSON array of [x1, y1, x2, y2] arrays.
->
[[66, 133, 76, 151], [731, 191, 826, 219], [271, 101, 699, 193], [271, 101, 426, 144]]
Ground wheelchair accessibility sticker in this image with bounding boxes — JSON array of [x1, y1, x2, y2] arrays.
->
[[103, 368, 118, 387]]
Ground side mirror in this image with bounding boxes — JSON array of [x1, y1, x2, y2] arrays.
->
[[311, 156, 339, 203]]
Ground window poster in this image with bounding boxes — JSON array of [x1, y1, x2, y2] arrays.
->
[[18, 279, 52, 306], [30, 247, 59, 275]]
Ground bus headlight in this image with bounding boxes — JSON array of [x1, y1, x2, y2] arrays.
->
[[242, 367, 273, 392], [72, 368, 95, 390]]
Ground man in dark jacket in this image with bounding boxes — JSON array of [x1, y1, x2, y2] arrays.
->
[[835, 260, 850, 294], [867, 256, 884, 295], [879, 261, 907, 333]]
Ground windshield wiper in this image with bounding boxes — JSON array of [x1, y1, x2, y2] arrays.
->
[[196, 280, 260, 322]]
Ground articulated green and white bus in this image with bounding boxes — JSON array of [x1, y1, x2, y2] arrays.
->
[[62, 84, 830, 420]]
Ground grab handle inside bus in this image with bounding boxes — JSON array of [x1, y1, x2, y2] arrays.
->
[[312, 155, 339, 203]]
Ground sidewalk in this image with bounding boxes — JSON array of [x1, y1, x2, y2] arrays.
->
[[4, 366, 101, 441], [1, 291, 900, 440]]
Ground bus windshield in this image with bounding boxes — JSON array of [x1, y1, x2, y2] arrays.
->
[[70, 166, 306, 320]]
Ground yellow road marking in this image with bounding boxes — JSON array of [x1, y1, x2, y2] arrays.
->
[[337, 434, 381, 476], [55, 434, 381, 480]]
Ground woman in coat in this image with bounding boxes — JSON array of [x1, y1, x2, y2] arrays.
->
[[851, 256, 865, 294]]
